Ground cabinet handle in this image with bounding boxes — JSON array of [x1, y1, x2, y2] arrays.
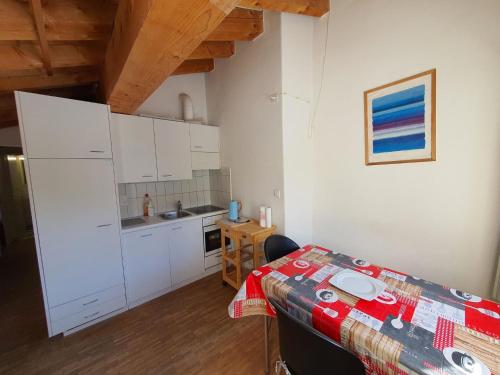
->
[[97, 224, 112, 228], [162, 174, 173, 177], [172, 226, 182, 231], [194, 145, 202, 149], [84, 311, 100, 319], [90, 150, 105, 153], [142, 175, 153, 178], [83, 298, 99, 306], [141, 233, 153, 238]]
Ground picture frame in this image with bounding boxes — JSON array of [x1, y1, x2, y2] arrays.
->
[[364, 69, 436, 165]]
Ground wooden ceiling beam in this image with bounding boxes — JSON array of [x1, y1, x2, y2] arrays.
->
[[172, 59, 215, 76], [0, 2, 263, 43], [103, 0, 240, 114], [0, 42, 103, 72], [0, 69, 99, 92], [28, 0, 52, 75], [189, 41, 235, 60], [0, 0, 117, 41], [238, 0, 329, 17], [206, 8, 263, 41]]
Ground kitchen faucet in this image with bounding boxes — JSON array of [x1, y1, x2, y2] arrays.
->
[[177, 200, 182, 213]]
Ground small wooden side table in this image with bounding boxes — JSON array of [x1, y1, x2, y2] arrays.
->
[[217, 219, 276, 290]]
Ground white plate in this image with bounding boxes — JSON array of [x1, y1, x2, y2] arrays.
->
[[443, 347, 490, 375], [329, 269, 386, 301]]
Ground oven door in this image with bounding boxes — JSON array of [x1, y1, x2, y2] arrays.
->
[[203, 224, 230, 256]]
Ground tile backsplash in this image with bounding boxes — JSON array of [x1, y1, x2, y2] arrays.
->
[[118, 168, 232, 219], [209, 168, 231, 208]]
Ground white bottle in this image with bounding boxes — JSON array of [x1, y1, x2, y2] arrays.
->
[[265, 207, 272, 228], [147, 200, 155, 217], [259, 206, 266, 227]]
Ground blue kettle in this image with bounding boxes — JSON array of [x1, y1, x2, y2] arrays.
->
[[228, 200, 242, 221]]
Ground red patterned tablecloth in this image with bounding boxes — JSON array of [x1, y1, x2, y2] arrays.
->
[[228, 245, 500, 375]]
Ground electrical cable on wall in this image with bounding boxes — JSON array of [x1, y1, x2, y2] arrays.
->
[[308, 5, 331, 138]]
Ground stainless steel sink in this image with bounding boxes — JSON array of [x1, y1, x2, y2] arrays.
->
[[159, 210, 193, 221], [121, 217, 146, 228]]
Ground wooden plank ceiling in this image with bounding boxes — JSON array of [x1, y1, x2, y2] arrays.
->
[[0, 0, 329, 127]]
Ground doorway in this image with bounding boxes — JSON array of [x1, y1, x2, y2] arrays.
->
[[0, 147, 46, 352]]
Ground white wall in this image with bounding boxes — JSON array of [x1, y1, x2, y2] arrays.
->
[[312, 0, 500, 296], [206, 12, 285, 231], [136, 74, 208, 123], [0, 127, 22, 147], [281, 13, 314, 245]]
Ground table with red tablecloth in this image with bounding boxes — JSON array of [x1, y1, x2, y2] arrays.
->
[[228, 245, 499, 375]]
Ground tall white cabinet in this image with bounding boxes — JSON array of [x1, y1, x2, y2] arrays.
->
[[15, 91, 126, 337], [16, 92, 112, 159]]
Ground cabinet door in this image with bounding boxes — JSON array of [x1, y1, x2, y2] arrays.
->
[[29, 159, 124, 307], [16, 91, 112, 159], [154, 119, 192, 181], [123, 227, 171, 304], [111, 114, 157, 183], [189, 124, 220, 153], [168, 219, 204, 286], [191, 152, 221, 170]]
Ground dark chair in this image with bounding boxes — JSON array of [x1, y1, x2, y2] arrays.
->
[[264, 235, 300, 263], [269, 298, 365, 375]]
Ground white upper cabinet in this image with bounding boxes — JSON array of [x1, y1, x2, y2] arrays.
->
[[28, 159, 124, 308], [111, 114, 158, 183], [189, 124, 220, 153], [15, 91, 112, 159], [154, 119, 192, 181], [191, 152, 221, 170]]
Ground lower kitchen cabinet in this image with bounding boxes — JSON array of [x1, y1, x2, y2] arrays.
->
[[168, 219, 204, 286], [122, 226, 171, 305], [122, 218, 204, 306]]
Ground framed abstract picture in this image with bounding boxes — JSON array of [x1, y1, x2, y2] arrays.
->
[[364, 69, 436, 165]]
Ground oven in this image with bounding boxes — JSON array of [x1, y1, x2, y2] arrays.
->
[[202, 214, 230, 257]]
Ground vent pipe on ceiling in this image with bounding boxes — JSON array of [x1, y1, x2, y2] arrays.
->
[[179, 93, 194, 121]]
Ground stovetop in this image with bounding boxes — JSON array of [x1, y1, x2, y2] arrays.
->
[[186, 205, 226, 215]]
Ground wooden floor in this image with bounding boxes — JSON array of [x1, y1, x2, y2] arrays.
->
[[0, 238, 47, 353], [0, 240, 278, 375]]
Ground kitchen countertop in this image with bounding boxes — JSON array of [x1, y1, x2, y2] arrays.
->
[[120, 208, 229, 234]]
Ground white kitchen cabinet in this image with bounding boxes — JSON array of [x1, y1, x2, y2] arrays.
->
[[122, 226, 171, 305], [168, 219, 204, 286], [191, 152, 221, 170], [28, 159, 124, 308], [110, 113, 157, 183], [15, 91, 112, 159], [154, 119, 192, 181], [189, 124, 220, 153]]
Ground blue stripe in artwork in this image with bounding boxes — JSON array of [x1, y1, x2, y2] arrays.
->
[[373, 133, 425, 153], [373, 102, 424, 127], [372, 85, 425, 113], [372, 101, 424, 119]]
